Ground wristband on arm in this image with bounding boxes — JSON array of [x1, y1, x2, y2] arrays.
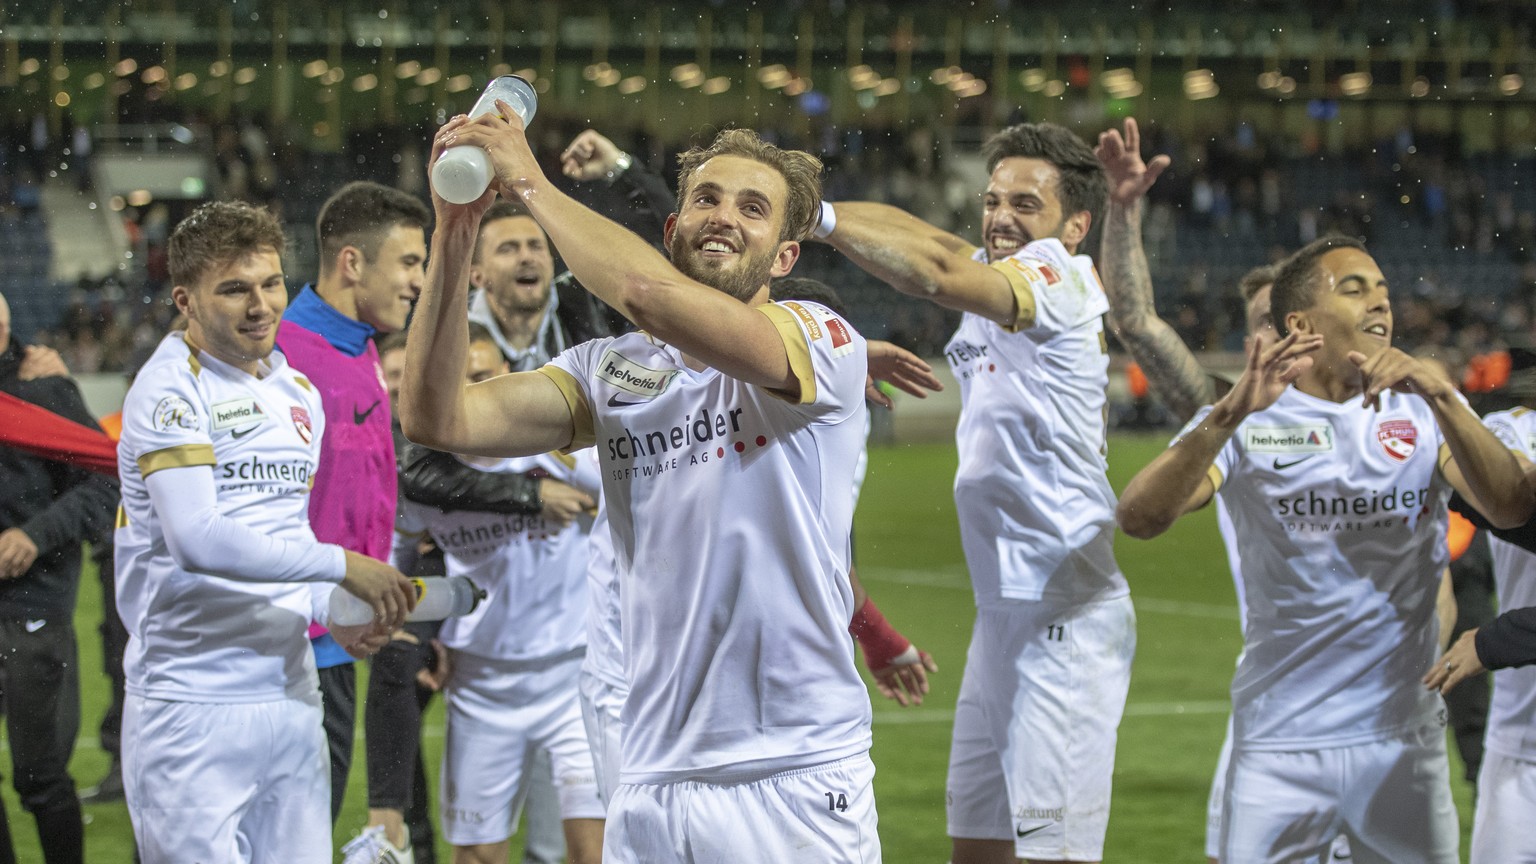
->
[[812, 200, 836, 240], [848, 598, 912, 672]]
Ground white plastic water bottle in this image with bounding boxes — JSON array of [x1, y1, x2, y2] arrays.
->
[[431, 75, 539, 204], [328, 576, 487, 627]]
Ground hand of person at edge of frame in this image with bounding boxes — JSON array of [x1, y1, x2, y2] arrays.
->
[[1422, 628, 1485, 694], [560, 129, 625, 181], [18, 345, 70, 381], [426, 114, 502, 219], [538, 478, 596, 528], [339, 549, 415, 629], [1095, 117, 1171, 207], [0, 528, 39, 580], [865, 340, 944, 409], [869, 645, 939, 708]]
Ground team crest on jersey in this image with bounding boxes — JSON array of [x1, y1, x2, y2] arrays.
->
[[1377, 419, 1418, 462], [153, 396, 200, 432], [291, 406, 313, 444], [1243, 424, 1334, 453]]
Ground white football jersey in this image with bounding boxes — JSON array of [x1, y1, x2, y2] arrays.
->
[[948, 238, 1124, 603], [400, 450, 599, 663], [116, 332, 336, 702], [1180, 386, 1452, 749], [582, 495, 626, 692], [543, 300, 872, 784], [1478, 407, 1536, 761]]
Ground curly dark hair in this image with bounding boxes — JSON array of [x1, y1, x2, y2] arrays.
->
[[168, 201, 287, 289], [982, 123, 1107, 226]]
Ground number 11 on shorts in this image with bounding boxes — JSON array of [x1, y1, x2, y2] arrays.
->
[[1046, 624, 1065, 641]]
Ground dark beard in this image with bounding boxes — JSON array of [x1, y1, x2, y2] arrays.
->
[[669, 234, 776, 303]]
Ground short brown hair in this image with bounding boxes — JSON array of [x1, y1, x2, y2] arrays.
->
[[1270, 235, 1368, 337], [1238, 264, 1279, 303], [982, 123, 1108, 226], [169, 201, 287, 289], [472, 200, 541, 264], [675, 129, 822, 242], [317, 181, 431, 276]]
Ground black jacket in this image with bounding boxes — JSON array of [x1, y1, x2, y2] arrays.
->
[[1477, 605, 1536, 671], [0, 341, 119, 619]]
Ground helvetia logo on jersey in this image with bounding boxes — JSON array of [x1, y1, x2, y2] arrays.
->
[[1377, 419, 1417, 462], [153, 396, 200, 432], [211, 397, 267, 431], [1244, 424, 1334, 453], [596, 349, 677, 400], [291, 406, 313, 444]]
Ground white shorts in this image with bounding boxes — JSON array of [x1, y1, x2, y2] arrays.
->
[[604, 753, 879, 864], [1221, 724, 1457, 864], [122, 691, 330, 864], [1208, 719, 1352, 863], [946, 596, 1135, 861], [440, 650, 604, 846], [1471, 749, 1536, 863], [579, 670, 627, 808]]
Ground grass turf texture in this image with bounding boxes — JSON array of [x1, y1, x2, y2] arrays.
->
[[11, 435, 1477, 861]]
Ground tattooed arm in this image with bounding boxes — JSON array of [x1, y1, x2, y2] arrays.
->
[[1095, 119, 1215, 422]]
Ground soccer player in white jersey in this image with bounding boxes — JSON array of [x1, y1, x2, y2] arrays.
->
[[403, 110, 878, 861], [1118, 235, 1535, 863], [817, 123, 1129, 864], [113, 201, 414, 862], [394, 325, 604, 863], [1422, 406, 1536, 863]]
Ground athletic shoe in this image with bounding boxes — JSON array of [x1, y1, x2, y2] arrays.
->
[[341, 825, 415, 864]]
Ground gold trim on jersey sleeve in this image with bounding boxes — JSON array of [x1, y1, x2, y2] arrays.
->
[[137, 443, 216, 477], [1438, 442, 1454, 473], [114, 505, 128, 529], [551, 450, 578, 470], [756, 304, 816, 405], [536, 365, 596, 452], [1206, 464, 1225, 494], [294, 376, 313, 392], [989, 258, 1040, 333]]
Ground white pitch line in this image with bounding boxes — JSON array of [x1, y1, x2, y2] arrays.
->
[[869, 700, 1230, 726], [861, 568, 1239, 621]]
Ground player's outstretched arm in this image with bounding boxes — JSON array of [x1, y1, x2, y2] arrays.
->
[[1352, 349, 1536, 528], [1095, 118, 1211, 422], [864, 339, 943, 408], [400, 130, 578, 458], [817, 201, 1019, 326], [1119, 331, 1322, 538], [444, 106, 803, 396]]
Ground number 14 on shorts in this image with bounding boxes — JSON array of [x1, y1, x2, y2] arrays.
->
[[824, 791, 849, 812]]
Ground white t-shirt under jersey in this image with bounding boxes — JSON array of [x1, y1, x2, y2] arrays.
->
[[115, 332, 341, 702], [1479, 407, 1536, 761], [948, 238, 1125, 604], [399, 450, 600, 663], [542, 299, 872, 785], [1180, 386, 1453, 750]]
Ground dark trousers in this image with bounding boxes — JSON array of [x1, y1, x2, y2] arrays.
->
[[318, 662, 356, 824], [0, 617, 83, 864], [365, 621, 440, 862], [1448, 530, 1497, 785]]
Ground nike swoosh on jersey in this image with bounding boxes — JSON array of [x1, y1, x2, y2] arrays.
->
[[1016, 824, 1050, 839], [607, 394, 648, 408], [1273, 455, 1317, 470], [230, 425, 259, 439], [24, 619, 45, 633], [354, 401, 381, 424]]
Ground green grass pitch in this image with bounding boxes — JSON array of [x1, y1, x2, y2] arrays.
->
[[7, 435, 1477, 861]]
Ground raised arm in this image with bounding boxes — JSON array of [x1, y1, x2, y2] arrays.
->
[[444, 107, 800, 395], [1118, 332, 1322, 538], [817, 201, 1019, 326], [399, 143, 579, 458], [1095, 118, 1212, 421]]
